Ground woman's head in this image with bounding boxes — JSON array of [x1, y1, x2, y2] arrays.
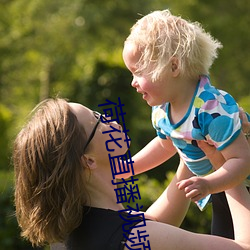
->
[[14, 98, 89, 246], [124, 9, 222, 81]]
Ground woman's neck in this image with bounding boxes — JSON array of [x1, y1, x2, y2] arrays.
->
[[84, 166, 124, 211]]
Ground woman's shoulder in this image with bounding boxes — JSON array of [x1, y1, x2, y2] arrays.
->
[[66, 206, 144, 250]]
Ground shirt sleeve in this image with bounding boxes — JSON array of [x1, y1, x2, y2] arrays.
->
[[151, 105, 170, 140], [197, 90, 241, 151]]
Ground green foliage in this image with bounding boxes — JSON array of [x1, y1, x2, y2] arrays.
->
[[0, 0, 249, 248], [185, 0, 250, 100], [0, 104, 13, 170], [0, 171, 44, 249], [239, 95, 250, 113]]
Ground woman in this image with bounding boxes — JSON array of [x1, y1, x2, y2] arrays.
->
[[13, 98, 250, 249]]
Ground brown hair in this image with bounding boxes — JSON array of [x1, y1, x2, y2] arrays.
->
[[13, 98, 88, 246]]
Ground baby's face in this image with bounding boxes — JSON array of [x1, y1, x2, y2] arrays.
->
[[123, 42, 174, 106]]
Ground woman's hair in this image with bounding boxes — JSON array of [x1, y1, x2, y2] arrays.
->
[[13, 98, 88, 246], [125, 9, 222, 81]]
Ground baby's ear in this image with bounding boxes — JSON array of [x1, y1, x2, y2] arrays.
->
[[171, 57, 180, 76], [82, 155, 97, 169]]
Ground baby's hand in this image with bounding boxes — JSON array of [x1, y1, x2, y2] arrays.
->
[[177, 176, 211, 202]]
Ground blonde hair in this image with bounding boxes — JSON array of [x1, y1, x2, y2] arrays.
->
[[125, 9, 222, 81], [13, 98, 88, 246]]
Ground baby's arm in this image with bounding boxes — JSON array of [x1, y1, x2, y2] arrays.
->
[[117, 136, 177, 179], [178, 132, 250, 201], [132, 136, 177, 175]]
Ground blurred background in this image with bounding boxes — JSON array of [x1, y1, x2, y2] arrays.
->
[[0, 0, 249, 249]]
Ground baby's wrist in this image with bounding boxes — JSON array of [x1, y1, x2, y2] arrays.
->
[[203, 176, 215, 194]]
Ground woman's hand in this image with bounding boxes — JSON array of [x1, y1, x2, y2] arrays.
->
[[239, 107, 250, 140]]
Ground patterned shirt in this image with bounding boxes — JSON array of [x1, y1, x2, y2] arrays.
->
[[152, 75, 241, 176]]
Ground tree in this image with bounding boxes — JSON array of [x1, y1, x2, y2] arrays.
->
[[0, 1, 249, 248]]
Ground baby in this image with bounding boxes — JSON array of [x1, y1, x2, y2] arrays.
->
[[122, 9, 250, 211]]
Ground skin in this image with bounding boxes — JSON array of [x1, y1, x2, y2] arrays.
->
[[126, 184, 250, 250], [122, 42, 250, 202], [239, 107, 250, 136], [68, 103, 127, 211], [67, 102, 193, 222], [67, 103, 250, 249], [180, 110, 250, 202], [122, 43, 198, 119]]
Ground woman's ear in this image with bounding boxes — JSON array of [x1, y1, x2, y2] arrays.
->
[[82, 155, 97, 169], [170, 57, 180, 77]]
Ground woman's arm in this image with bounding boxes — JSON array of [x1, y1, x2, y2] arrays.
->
[[225, 184, 250, 245], [124, 114, 250, 249], [239, 108, 250, 137], [125, 183, 250, 250]]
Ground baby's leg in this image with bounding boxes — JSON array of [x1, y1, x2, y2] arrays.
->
[[146, 159, 193, 226]]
